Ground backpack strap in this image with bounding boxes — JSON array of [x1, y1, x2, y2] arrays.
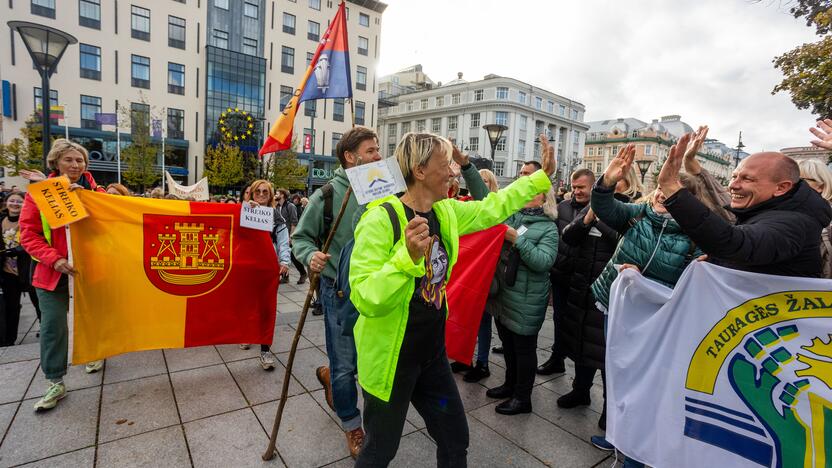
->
[[380, 202, 401, 245], [319, 183, 334, 248]]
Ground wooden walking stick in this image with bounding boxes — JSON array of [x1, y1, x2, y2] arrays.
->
[[262, 187, 353, 461]]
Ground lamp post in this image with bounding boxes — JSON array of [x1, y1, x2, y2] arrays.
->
[[636, 159, 652, 184], [8, 21, 77, 171], [734, 131, 745, 168], [482, 123, 507, 161]]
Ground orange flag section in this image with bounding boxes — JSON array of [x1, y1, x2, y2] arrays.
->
[[26, 176, 89, 228], [445, 225, 508, 365], [69, 192, 279, 364]]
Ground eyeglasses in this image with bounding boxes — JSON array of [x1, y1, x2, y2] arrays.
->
[[254, 189, 271, 194]]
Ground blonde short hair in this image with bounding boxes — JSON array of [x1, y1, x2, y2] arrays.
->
[[798, 159, 832, 201], [542, 187, 558, 220], [249, 179, 276, 208], [395, 132, 452, 186], [479, 169, 499, 192], [46, 138, 88, 172], [620, 166, 644, 199]]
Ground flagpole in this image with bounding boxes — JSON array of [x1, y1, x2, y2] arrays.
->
[[63, 102, 69, 140], [116, 114, 122, 184]]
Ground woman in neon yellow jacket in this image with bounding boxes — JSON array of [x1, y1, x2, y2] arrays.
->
[[349, 132, 556, 467]]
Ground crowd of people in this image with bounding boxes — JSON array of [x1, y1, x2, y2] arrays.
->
[[2, 117, 831, 466]]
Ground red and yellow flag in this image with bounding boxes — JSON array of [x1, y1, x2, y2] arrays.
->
[[68, 192, 279, 363]]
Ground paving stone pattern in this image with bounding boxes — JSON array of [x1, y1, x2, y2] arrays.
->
[[0, 268, 614, 467]]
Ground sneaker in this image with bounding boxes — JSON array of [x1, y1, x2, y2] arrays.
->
[[590, 435, 615, 452], [297, 273, 308, 285], [345, 427, 365, 459], [491, 346, 504, 355], [239, 344, 251, 350], [556, 389, 591, 408], [463, 362, 490, 383], [316, 366, 335, 411], [33, 381, 66, 412], [84, 360, 104, 374], [259, 351, 276, 371]]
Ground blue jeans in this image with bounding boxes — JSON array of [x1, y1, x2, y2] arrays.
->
[[475, 310, 492, 364], [320, 276, 361, 431]]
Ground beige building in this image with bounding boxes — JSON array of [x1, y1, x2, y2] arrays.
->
[[582, 115, 735, 190], [782, 146, 830, 166], [0, 0, 386, 189]]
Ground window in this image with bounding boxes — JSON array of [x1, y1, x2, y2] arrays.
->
[[415, 119, 426, 132], [495, 111, 508, 126], [474, 89, 484, 101], [244, 1, 258, 18], [131, 55, 150, 89], [356, 66, 367, 91], [494, 162, 505, 177], [559, 104, 566, 116], [80, 95, 101, 129], [431, 118, 441, 133], [130, 102, 150, 132], [34, 88, 58, 109], [401, 122, 411, 134], [31, 0, 55, 18], [535, 97, 542, 109], [452, 93, 460, 105], [279, 86, 293, 111], [213, 29, 229, 49], [447, 116, 458, 131], [168, 108, 184, 139], [571, 109, 579, 120], [309, 0, 320, 10], [131, 5, 151, 41], [168, 16, 186, 49], [355, 101, 365, 125], [597, 162, 603, 174], [645, 144, 653, 155], [435, 96, 444, 107], [79, 44, 101, 80], [406, 101, 413, 112], [588, 147, 595, 156], [518, 139, 526, 156], [470, 113, 480, 128], [387, 144, 396, 156], [420, 99, 428, 110], [359, 12, 370, 27], [517, 91, 526, 104], [79, 0, 101, 29], [215, 0, 229, 9], [281, 46, 294, 74], [306, 52, 314, 66], [387, 124, 397, 138], [496, 87, 508, 100], [283, 13, 296, 34], [304, 100, 317, 117], [331, 133, 342, 157], [519, 115, 527, 131], [308, 21, 320, 41], [469, 137, 479, 152], [547, 101, 554, 113], [358, 36, 369, 56], [496, 136, 506, 151], [242, 37, 258, 55], [168, 62, 185, 95]]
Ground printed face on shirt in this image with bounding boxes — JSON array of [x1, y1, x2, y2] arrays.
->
[[418, 234, 449, 310]]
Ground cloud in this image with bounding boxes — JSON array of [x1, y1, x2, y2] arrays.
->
[[377, 0, 820, 152]]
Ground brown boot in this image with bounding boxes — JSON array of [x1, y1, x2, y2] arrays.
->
[[345, 427, 365, 459], [316, 366, 335, 411]]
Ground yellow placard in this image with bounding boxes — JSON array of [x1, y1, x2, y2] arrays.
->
[[26, 176, 89, 228]]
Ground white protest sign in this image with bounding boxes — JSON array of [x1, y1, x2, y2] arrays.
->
[[166, 171, 210, 201], [345, 158, 407, 205], [240, 204, 275, 232]]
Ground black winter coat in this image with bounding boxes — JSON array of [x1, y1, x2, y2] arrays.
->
[[664, 180, 832, 277], [550, 198, 588, 284], [557, 200, 622, 369]]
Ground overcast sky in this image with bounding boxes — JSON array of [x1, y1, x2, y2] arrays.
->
[[376, 0, 820, 153]]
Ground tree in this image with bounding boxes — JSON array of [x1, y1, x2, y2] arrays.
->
[[263, 138, 308, 190], [768, 1, 832, 118], [0, 113, 54, 174], [204, 143, 245, 189], [118, 95, 166, 191]]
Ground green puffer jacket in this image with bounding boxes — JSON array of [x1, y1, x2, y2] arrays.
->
[[590, 183, 702, 309], [493, 211, 559, 336], [349, 170, 552, 402]]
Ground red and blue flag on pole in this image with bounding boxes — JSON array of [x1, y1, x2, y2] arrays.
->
[[259, 1, 352, 155]]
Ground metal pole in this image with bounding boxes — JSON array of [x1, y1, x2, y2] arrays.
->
[[41, 71, 50, 172], [63, 102, 69, 140], [116, 114, 122, 184], [161, 134, 166, 194]]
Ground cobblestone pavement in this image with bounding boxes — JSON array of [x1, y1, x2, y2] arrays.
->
[[0, 267, 613, 467]]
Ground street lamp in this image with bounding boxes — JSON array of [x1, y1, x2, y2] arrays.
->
[[8, 21, 77, 171], [636, 159, 652, 184], [482, 123, 507, 161], [734, 131, 745, 168]]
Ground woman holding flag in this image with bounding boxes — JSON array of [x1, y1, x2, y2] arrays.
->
[[348, 132, 556, 467]]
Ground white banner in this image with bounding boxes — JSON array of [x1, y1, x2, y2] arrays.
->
[[345, 157, 407, 205], [240, 204, 274, 232], [606, 261, 832, 468], [165, 171, 209, 201]]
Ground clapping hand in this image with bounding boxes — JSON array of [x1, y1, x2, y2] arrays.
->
[[683, 125, 709, 175], [810, 119, 832, 150], [539, 134, 557, 177], [657, 132, 692, 197], [602, 144, 636, 187]]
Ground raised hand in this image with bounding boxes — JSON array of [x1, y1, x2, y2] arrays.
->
[[451, 145, 469, 168], [601, 144, 636, 187], [19, 169, 46, 182], [657, 133, 692, 196], [809, 119, 832, 150], [683, 125, 709, 175], [539, 134, 556, 176], [405, 216, 431, 263]]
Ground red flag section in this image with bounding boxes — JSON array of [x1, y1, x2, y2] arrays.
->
[[445, 225, 508, 365]]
